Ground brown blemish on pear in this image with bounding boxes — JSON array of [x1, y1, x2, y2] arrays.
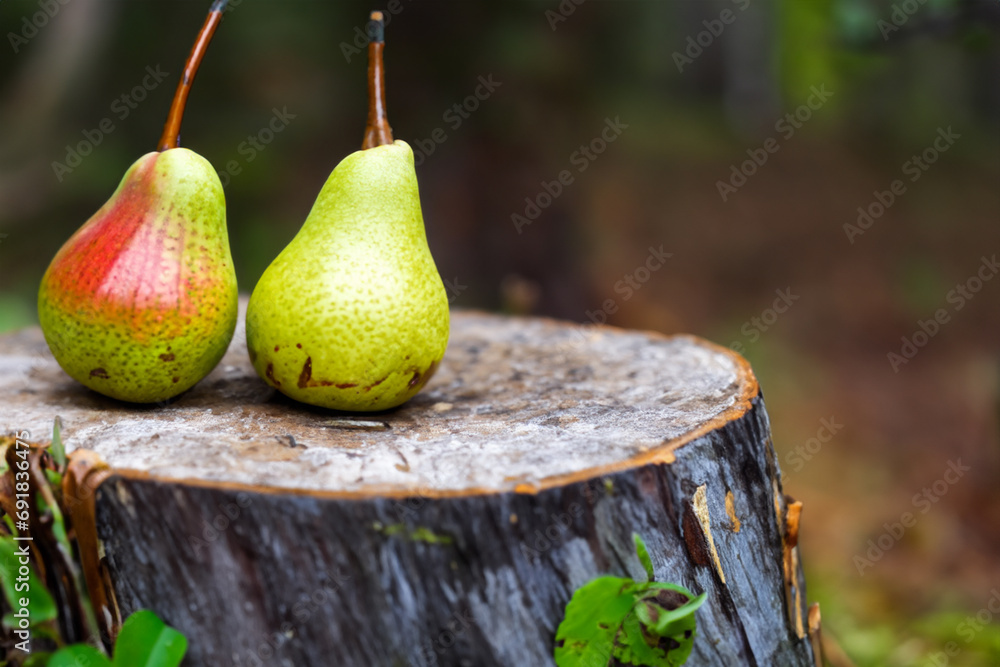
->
[[265, 363, 281, 387], [408, 359, 440, 390], [364, 377, 387, 392], [297, 357, 360, 390], [298, 357, 329, 388]]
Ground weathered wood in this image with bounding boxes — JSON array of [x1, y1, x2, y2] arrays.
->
[[0, 310, 816, 666]]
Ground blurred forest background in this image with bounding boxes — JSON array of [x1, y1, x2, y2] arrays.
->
[[1, 0, 999, 664]]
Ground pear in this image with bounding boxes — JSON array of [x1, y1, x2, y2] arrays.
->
[[246, 12, 449, 412], [37, 0, 236, 403]]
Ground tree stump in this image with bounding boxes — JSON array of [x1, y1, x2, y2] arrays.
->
[[0, 310, 817, 666]]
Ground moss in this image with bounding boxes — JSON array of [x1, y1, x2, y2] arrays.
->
[[373, 522, 453, 545], [410, 527, 453, 545]]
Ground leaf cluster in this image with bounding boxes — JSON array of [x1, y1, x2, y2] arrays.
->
[[0, 420, 187, 666], [554, 534, 706, 667]]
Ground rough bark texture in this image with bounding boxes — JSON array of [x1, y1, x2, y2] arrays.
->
[[0, 310, 815, 667]]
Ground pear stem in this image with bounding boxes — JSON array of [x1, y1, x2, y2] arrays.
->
[[157, 0, 229, 152], [362, 11, 394, 149]]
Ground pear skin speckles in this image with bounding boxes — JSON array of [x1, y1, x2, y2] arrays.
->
[[37, 149, 238, 403], [246, 141, 449, 412]]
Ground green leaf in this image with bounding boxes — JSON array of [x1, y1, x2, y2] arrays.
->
[[48, 645, 112, 667], [35, 490, 70, 558], [51, 417, 66, 470], [633, 533, 654, 583], [619, 610, 670, 665], [21, 652, 53, 667], [45, 469, 63, 489], [112, 609, 188, 667], [633, 585, 706, 637], [555, 535, 705, 667], [555, 578, 702, 667], [0, 537, 58, 626], [555, 576, 636, 666]]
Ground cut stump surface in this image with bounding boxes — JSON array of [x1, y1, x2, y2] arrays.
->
[[0, 309, 815, 666]]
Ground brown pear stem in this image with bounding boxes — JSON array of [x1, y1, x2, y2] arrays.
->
[[157, 0, 229, 152], [362, 11, 393, 149]]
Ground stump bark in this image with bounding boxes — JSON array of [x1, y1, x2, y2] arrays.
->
[[0, 310, 817, 666]]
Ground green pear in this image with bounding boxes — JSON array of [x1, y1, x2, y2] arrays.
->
[[246, 12, 448, 411], [37, 1, 236, 403], [245, 140, 449, 411]]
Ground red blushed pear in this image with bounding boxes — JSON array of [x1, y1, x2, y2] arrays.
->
[[37, 0, 236, 403]]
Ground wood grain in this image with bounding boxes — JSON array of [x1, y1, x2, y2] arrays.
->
[[0, 309, 815, 666]]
